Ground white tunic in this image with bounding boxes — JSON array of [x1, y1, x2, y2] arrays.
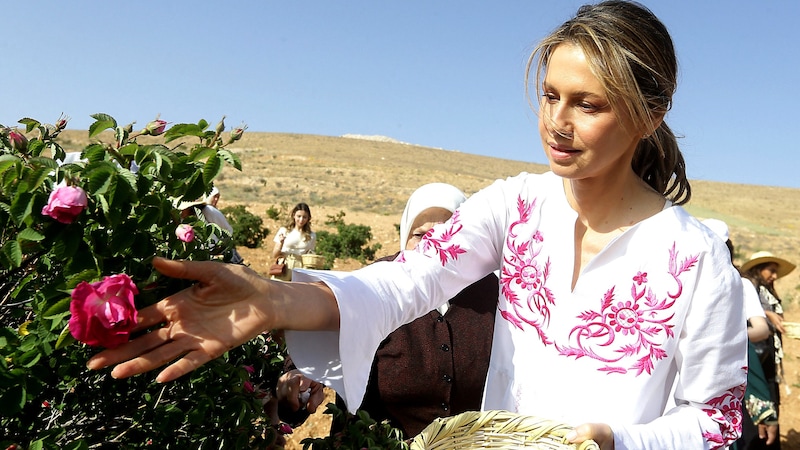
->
[[287, 171, 747, 449], [274, 227, 317, 256]]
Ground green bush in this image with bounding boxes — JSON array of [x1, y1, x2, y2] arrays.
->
[[221, 204, 269, 248], [0, 114, 288, 449], [315, 211, 381, 268], [265, 203, 286, 221]]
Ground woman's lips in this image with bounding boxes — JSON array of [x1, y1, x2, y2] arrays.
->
[[548, 142, 579, 161]]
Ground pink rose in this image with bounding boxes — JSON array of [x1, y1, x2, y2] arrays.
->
[[243, 380, 255, 393], [175, 224, 195, 242], [277, 423, 293, 435], [69, 274, 139, 348], [242, 364, 255, 374], [41, 186, 88, 224]]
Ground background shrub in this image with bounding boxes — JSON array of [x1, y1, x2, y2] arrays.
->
[[315, 211, 381, 269], [221, 204, 270, 248]]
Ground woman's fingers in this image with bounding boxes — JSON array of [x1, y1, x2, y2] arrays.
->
[[566, 422, 614, 450], [87, 326, 171, 370], [155, 349, 217, 383], [306, 382, 325, 413]]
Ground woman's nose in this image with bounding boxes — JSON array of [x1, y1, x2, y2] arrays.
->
[[545, 103, 573, 138]]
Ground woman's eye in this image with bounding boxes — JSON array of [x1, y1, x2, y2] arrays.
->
[[578, 102, 598, 112], [542, 92, 558, 102]]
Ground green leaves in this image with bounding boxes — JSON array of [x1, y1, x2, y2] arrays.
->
[[1, 113, 261, 449], [88, 113, 117, 138]]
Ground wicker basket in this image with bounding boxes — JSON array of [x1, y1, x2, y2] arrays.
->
[[301, 254, 326, 269], [409, 410, 600, 450], [784, 321, 800, 340]]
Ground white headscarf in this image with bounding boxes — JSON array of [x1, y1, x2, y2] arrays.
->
[[399, 183, 466, 251], [204, 186, 220, 204]]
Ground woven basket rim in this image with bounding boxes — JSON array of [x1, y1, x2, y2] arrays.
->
[[409, 410, 600, 450], [784, 321, 800, 339]]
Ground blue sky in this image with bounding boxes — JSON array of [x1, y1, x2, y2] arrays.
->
[[3, 1, 798, 188]]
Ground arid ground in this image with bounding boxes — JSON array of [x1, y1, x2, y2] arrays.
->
[[61, 130, 800, 448]]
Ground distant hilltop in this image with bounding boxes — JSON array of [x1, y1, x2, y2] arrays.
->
[[340, 134, 410, 145], [340, 133, 450, 151]]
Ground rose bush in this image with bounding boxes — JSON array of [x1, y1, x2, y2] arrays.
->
[[0, 114, 289, 449]]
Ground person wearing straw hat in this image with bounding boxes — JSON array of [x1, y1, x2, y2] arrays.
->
[[701, 220, 776, 449], [88, 2, 748, 448], [276, 183, 498, 437], [740, 251, 796, 450]]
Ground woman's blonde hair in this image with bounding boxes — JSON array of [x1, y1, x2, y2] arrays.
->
[[525, 0, 690, 205]]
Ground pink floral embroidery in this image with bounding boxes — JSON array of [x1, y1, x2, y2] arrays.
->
[[397, 210, 466, 265], [702, 379, 745, 449], [556, 244, 697, 375], [498, 196, 553, 344]]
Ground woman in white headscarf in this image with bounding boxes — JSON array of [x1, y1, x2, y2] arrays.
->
[[276, 183, 499, 437]]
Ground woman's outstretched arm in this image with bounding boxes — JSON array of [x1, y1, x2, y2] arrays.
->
[[86, 257, 339, 382]]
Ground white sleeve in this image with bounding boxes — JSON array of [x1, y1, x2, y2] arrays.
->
[[285, 177, 513, 411], [614, 245, 748, 449], [274, 227, 287, 244], [743, 280, 766, 320]]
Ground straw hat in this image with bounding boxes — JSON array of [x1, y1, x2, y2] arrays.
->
[[740, 251, 796, 279]]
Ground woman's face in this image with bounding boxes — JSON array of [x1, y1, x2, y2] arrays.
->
[[293, 210, 310, 229], [758, 262, 779, 285], [405, 207, 452, 251], [538, 44, 642, 182]]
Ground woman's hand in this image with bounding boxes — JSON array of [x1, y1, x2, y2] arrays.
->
[[758, 422, 778, 445], [764, 310, 785, 334], [87, 258, 275, 382], [566, 423, 614, 449], [276, 369, 326, 414]]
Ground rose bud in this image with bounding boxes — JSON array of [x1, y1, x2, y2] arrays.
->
[[8, 130, 27, 151], [41, 186, 88, 224], [215, 116, 226, 134], [243, 381, 255, 393], [175, 224, 195, 242], [277, 423, 293, 435], [228, 124, 247, 143], [144, 118, 167, 136], [55, 114, 70, 131], [69, 274, 139, 349]]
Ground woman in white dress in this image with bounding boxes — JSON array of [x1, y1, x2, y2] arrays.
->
[[269, 202, 317, 281], [89, 2, 747, 448]]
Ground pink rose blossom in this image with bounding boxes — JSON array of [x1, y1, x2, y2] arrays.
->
[[69, 274, 139, 348], [175, 224, 195, 242], [41, 186, 88, 224], [242, 365, 255, 374], [277, 423, 293, 435]]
